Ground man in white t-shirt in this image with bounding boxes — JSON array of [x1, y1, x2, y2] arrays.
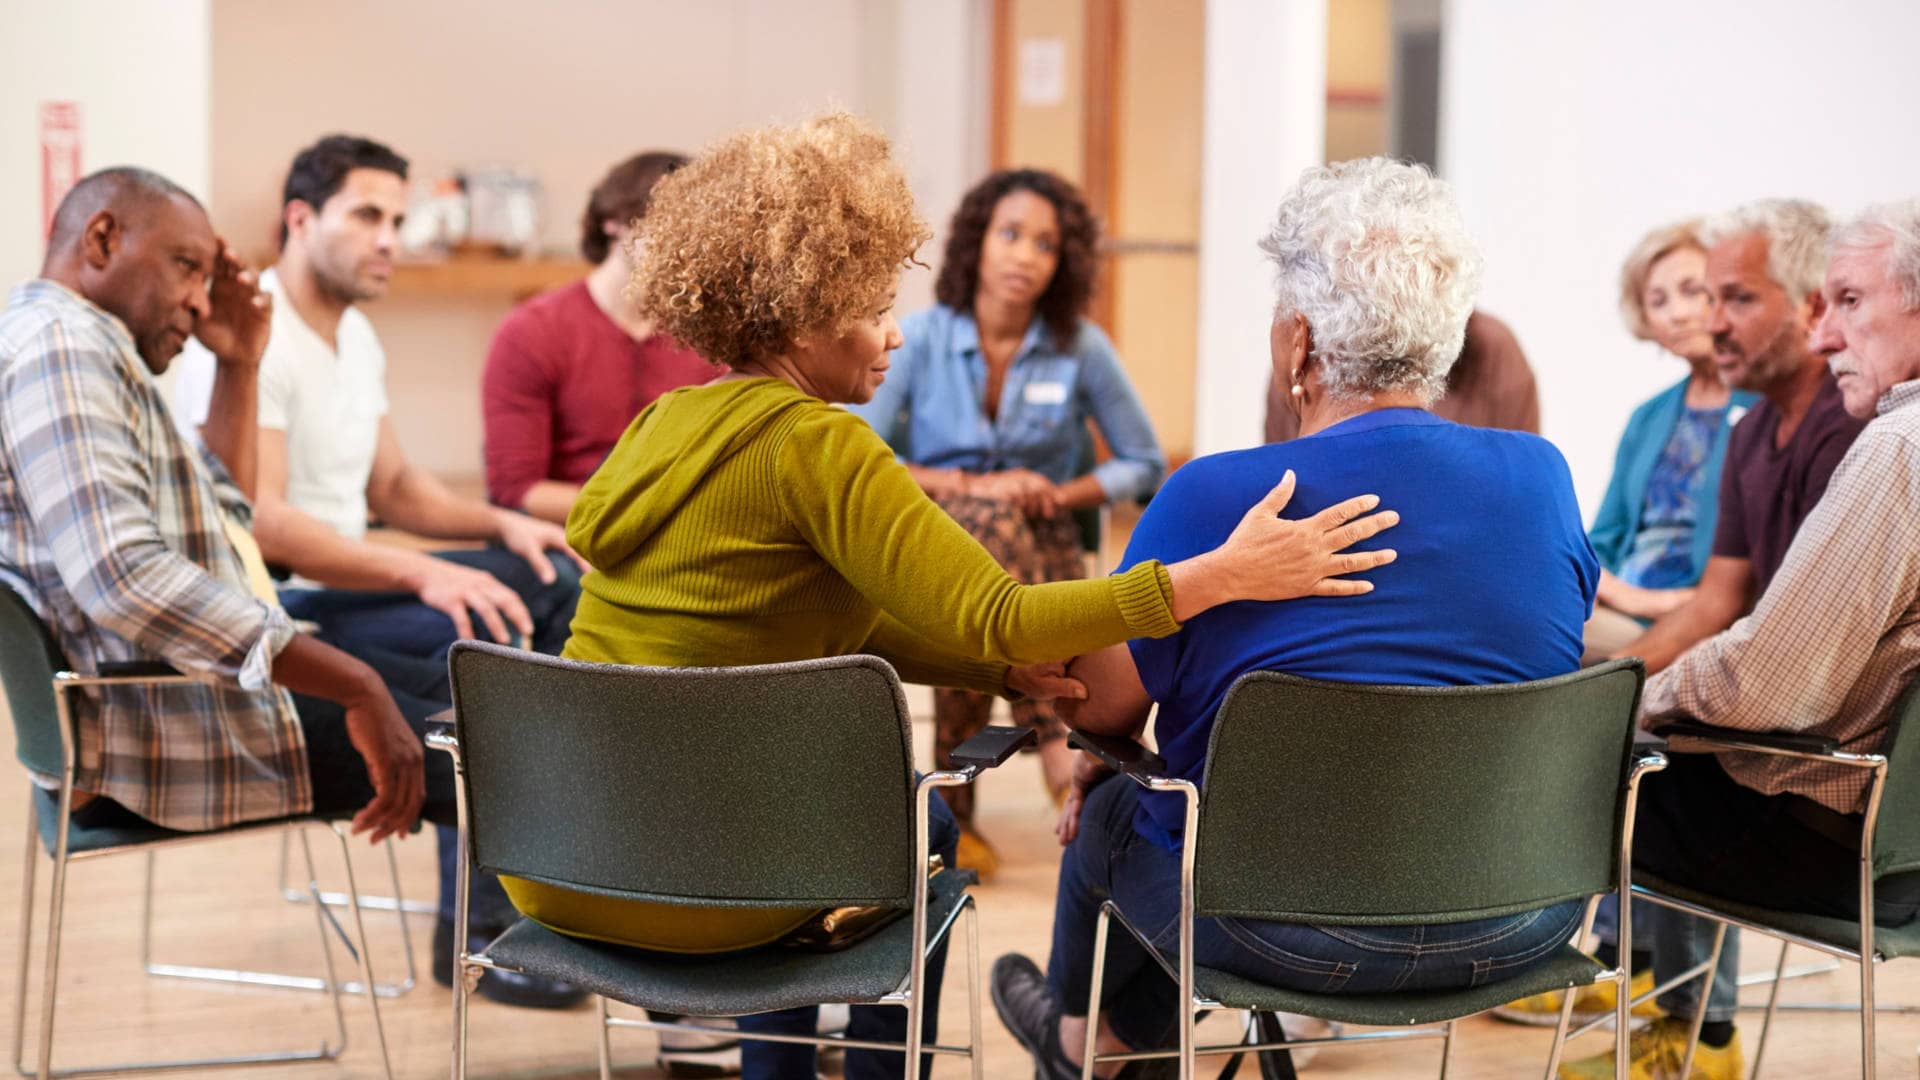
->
[[175, 135, 588, 1013]]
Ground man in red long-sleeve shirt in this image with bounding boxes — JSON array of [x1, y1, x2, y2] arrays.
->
[[483, 151, 719, 524]]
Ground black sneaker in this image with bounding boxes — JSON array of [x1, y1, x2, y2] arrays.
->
[[991, 954, 1080, 1080]]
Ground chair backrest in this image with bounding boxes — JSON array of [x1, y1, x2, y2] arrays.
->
[[1192, 659, 1645, 925], [1868, 676, 1920, 879], [0, 582, 69, 777], [447, 641, 920, 911]]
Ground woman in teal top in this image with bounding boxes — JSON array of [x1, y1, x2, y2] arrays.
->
[[851, 169, 1164, 873], [1586, 221, 1757, 661]]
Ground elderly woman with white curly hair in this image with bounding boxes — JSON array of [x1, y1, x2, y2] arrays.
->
[[989, 157, 1601, 1079]]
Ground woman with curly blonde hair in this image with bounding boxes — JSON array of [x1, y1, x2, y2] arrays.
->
[[530, 112, 1396, 1079]]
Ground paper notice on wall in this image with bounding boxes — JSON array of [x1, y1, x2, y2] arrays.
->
[[1018, 37, 1068, 106], [41, 102, 82, 240]]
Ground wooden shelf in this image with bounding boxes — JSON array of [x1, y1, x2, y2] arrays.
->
[[387, 255, 588, 298]]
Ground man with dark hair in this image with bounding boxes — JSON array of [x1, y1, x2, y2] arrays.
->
[[482, 150, 716, 524], [172, 134, 587, 1010], [0, 165, 435, 911]]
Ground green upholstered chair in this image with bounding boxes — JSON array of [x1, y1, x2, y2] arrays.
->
[[0, 582, 394, 1080], [1633, 680, 1920, 1080], [430, 641, 1031, 1080], [1066, 658, 1659, 1080]]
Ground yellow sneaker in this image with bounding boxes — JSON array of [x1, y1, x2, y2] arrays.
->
[[1557, 1017, 1744, 1080], [954, 827, 1000, 880], [1494, 969, 1663, 1026]]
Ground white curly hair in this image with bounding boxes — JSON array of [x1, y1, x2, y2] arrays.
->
[[1258, 157, 1482, 405], [1831, 199, 1920, 313]]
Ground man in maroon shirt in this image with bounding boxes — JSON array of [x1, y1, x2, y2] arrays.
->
[[483, 151, 719, 524], [1617, 198, 1866, 673]]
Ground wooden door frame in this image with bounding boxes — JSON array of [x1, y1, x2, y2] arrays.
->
[[989, 0, 1123, 328]]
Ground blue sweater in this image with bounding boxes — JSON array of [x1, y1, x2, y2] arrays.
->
[[1121, 409, 1598, 849], [1588, 378, 1756, 584]]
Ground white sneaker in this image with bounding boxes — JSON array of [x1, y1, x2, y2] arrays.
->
[[817, 1002, 851, 1040], [657, 1014, 742, 1078], [1270, 1012, 1342, 1067]]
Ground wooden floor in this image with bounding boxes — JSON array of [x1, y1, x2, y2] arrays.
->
[[5, 693, 1916, 1079]]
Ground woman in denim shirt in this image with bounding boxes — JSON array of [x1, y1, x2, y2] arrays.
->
[[851, 169, 1165, 874]]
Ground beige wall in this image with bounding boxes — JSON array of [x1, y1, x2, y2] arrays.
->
[[2, 0, 211, 289], [1001, 0, 1087, 182], [209, 0, 916, 477]]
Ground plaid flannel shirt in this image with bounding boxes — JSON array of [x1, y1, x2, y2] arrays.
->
[[1642, 378, 1920, 814], [0, 280, 307, 831]]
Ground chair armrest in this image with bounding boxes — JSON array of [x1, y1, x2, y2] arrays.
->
[[948, 725, 1038, 771], [94, 660, 184, 679], [1652, 721, 1840, 757], [424, 708, 457, 754], [1068, 729, 1167, 778]]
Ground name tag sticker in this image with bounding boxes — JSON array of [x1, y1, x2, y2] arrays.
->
[[1023, 381, 1069, 406]]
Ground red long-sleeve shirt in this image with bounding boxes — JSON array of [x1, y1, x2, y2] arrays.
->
[[482, 281, 719, 508]]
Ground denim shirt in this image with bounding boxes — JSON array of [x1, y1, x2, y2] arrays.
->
[[849, 305, 1165, 502]]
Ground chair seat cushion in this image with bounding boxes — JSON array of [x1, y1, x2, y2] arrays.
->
[[1634, 871, 1920, 960], [481, 868, 974, 1016], [1192, 945, 1605, 1026]]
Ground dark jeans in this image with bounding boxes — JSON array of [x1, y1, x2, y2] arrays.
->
[[1048, 779, 1584, 1050], [735, 791, 960, 1080], [287, 547, 581, 932], [279, 545, 582, 661], [1632, 753, 1920, 1023]]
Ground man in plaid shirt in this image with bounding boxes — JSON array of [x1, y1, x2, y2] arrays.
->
[[0, 169, 429, 858], [1563, 200, 1920, 1078]]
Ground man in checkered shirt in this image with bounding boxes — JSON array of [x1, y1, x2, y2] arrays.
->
[[1564, 200, 1920, 1078], [0, 169, 429, 858]]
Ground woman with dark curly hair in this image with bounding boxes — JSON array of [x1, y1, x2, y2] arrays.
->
[[852, 169, 1165, 873], [542, 114, 1395, 1080]]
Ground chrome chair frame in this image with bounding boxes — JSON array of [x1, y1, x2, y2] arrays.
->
[[1631, 728, 1908, 1080], [1071, 733, 1666, 1080], [12, 668, 394, 1080], [259, 831, 423, 996]]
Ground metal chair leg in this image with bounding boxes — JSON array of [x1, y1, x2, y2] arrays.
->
[[965, 899, 984, 1080], [1082, 905, 1112, 1080], [143, 827, 416, 997], [12, 803, 37, 1078], [276, 829, 435, 914], [1438, 1019, 1456, 1080], [1541, 972, 1583, 1079], [594, 996, 612, 1080], [1677, 922, 1728, 1080], [322, 824, 394, 1080], [295, 823, 352, 1060], [33, 788, 73, 1080], [1749, 937, 1789, 1080]]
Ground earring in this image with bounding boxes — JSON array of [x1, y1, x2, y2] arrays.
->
[[1290, 383, 1304, 398]]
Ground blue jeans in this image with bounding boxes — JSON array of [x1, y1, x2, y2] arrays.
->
[[735, 790, 960, 1080], [1048, 779, 1584, 1050]]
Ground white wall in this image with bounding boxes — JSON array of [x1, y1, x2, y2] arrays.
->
[[0, 0, 211, 287], [1442, 0, 1920, 516], [1193, 0, 1328, 456]]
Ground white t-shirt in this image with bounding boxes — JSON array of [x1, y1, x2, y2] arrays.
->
[[174, 268, 390, 544]]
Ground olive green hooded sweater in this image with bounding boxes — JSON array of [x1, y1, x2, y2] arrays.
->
[[505, 377, 1179, 952]]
